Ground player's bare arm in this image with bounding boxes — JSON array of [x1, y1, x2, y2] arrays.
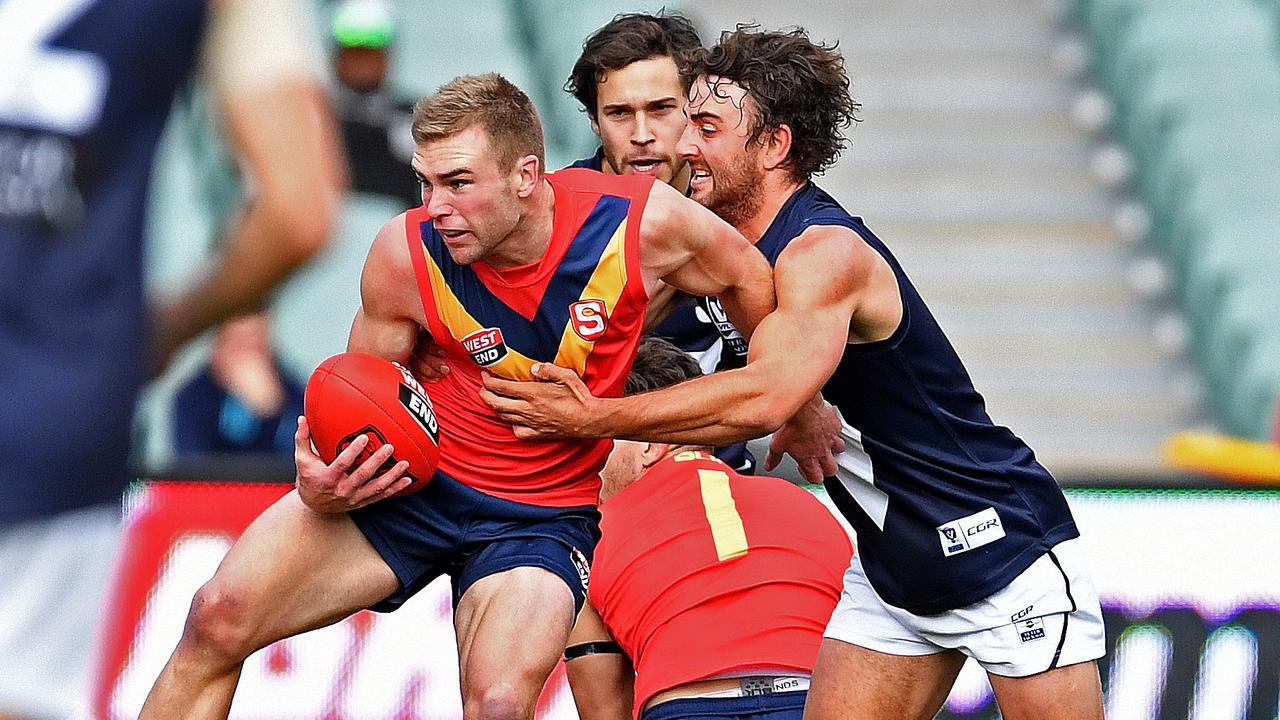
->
[[564, 602, 634, 720], [297, 215, 427, 513], [149, 11, 346, 372], [636, 180, 776, 335], [484, 225, 886, 450]]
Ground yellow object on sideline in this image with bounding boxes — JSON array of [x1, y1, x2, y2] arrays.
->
[[1164, 431, 1280, 485]]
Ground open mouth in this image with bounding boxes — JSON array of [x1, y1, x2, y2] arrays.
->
[[627, 159, 663, 174], [689, 167, 711, 190], [438, 228, 471, 241]]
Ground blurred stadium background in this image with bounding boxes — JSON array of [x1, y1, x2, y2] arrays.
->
[[84, 0, 1280, 718]]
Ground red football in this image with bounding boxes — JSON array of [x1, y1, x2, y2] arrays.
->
[[304, 352, 441, 495]]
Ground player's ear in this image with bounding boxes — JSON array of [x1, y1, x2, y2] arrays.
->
[[515, 154, 541, 198], [761, 123, 793, 172], [638, 442, 670, 468], [589, 114, 601, 138]]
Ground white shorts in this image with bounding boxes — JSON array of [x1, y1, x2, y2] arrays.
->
[[824, 538, 1105, 678], [0, 504, 122, 719]]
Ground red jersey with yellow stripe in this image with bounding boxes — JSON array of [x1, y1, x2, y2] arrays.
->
[[589, 451, 854, 716], [405, 169, 653, 507]]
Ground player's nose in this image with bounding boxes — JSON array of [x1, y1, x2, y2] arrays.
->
[[676, 122, 699, 159]]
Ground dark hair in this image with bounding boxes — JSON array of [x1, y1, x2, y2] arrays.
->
[[566, 11, 702, 119], [625, 337, 704, 395], [412, 73, 544, 173], [688, 25, 860, 181]]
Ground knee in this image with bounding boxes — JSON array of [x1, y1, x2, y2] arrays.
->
[[464, 683, 527, 720], [178, 582, 261, 665]]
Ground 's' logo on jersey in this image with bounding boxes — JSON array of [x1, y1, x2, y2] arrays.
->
[[461, 327, 508, 367], [569, 299, 608, 341]]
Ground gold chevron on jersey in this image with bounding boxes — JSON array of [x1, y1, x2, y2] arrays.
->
[[412, 193, 635, 380], [415, 250, 541, 380], [553, 217, 629, 377]]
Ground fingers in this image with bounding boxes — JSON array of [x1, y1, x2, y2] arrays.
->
[[819, 451, 839, 478], [764, 447, 782, 472], [341, 442, 396, 489], [480, 371, 537, 398], [331, 433, 371, 474], [530, 362, 575, 383], [349, 460, 413, 509], [797, 458, 825, 484]]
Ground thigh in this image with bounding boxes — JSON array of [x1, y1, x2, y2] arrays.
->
[[203, 490, 400, 643], [989, 660, 1104, 720], [803, 639, 965, 720], [454, 566, 575, 710]]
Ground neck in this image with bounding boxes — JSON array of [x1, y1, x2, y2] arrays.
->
[[737, 173, 806, 243], [487, 178, 555, 270]]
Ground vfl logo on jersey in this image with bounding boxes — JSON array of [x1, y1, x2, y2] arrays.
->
[[937, 507, 1006, 557], [461, 327, 508, 367], [397, 384, 440, 442], [699, 298, 748, 358], [569, 299, 607, 341], [570, 547, 590, 592], [1017, 617, 1047, 643]]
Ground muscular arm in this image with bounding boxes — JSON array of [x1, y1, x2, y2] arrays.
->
[[486, 225, 894, 447], [347, 215, 424, 362], [293, 215, 424, 513], [565, 602, 633, 720], [150, 0, 345, 370], [639, 181, 776, 340]]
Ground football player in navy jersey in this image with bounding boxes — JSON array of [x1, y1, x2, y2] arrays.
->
[[0, 0, 342, 716], [483, 26, 1106, 720]]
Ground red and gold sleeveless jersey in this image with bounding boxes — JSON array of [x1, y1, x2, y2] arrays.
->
[[589, 451, 854, 714], [405, 169, 653, 507]]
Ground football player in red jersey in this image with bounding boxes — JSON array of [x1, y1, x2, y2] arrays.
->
[[566, 338, 851, 720], [141, 74, 776, 719]]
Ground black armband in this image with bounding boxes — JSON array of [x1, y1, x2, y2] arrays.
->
[[564, 640, 625, 661]]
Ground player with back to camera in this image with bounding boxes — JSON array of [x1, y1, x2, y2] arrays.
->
[[140, 73, 776, 719], [565, 336, 852, 720], [0, 0, 342, 717], [482, 26, 1107, 720]]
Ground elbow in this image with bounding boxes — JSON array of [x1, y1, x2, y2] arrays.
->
[[737, 392, 793, 437], [260, 196, 336, 266]]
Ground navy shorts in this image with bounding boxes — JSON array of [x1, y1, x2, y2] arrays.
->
[[641, 692, 807, 720], [349, 469, 600, 613]]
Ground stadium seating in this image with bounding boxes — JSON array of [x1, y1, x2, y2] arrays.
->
[[1076, 0, 1280, 438]]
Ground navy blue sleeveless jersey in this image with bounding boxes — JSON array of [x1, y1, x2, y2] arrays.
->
[[566, 147, 605, 171], [756, 183, 1079, 614], [0, 0, 208, 521]]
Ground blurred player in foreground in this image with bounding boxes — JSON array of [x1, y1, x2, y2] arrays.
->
[[141, 73, 775, 719], [0, 0, 341, 716], [482, 26, 1107, 720], [566, 337, 851, 720]]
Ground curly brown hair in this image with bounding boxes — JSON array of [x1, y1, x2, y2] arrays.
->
[[566, 11, 703, 120], [688, 25, 860, 181]]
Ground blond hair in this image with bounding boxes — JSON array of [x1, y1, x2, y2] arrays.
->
[[412, 73, 545, 174]]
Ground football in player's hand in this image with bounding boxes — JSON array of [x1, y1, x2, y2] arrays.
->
[[304, 352, 441, 495]]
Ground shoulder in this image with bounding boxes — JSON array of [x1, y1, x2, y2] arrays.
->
[[776, 224, 870, 277], [551, 167, 655, 198], [361, 212, 421, 307]]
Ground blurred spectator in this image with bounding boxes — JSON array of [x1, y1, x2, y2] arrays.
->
[[172, 313, 305, 457], [330, 0, 420, 209], [0, 0, 343, 716]]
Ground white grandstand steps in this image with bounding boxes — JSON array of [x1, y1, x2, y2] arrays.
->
[[693, 0, 1206, 479]]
